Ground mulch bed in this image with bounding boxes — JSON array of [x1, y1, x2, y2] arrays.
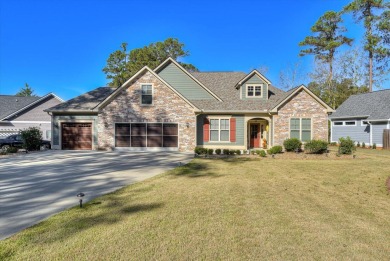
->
[[197, 151, 362, 160], [386, 176, 390, 193]]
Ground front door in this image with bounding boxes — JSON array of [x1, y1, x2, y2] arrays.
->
[[250, 123, 260, 148]]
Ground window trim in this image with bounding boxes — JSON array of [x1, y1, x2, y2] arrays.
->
[[140, 83, 153, 106], [332, 120, 357, 126], [289, 117, 312, 142], [246, 84, 263, 98], [209, 118, 230, 142]]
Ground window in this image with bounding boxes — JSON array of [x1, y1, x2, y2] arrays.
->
[[141, 84, 153, 105], [333, 121, 357, 126], [290, 118, 311, 142], [210, 119, 230, 142], [46, 130, 51, 140], [246, 84, 262, 98]]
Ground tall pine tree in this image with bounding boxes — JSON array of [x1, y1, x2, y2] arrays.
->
[[299, 11, 353, 108]]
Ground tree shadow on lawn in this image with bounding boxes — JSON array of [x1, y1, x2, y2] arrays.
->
[[169, 161, 224, 178], [6, 200, 164, 253]]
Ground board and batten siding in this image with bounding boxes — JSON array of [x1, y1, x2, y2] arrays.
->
[[196, 114, 245, 147], [241, 74, 268, 100], [372, 122, 389, 146], [157, 62, 215, 100], [52, 114, 98, 148], [331, 119, 370, 144]]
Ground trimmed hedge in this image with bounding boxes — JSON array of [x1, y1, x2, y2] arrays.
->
[[283, 138, 302, 152], [267, 146, 283, 154], [304, 140, 328, 154]]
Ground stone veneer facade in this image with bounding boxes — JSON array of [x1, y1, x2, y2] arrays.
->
[[273, 89, 328, 146], [97, 71, 196, 152]]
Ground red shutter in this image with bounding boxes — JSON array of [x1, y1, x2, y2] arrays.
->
[[230, 118, 236, 142], [203, 118, 210, 142]]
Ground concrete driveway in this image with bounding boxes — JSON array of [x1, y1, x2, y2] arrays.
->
[[0, 150, 193, 240]]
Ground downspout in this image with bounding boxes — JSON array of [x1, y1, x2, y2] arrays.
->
[[367, 121, 372, 146]]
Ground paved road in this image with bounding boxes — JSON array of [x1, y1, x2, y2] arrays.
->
[[0, 150, 193, 240]]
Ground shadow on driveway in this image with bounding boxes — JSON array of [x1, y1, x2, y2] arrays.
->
[[0, 150, 193, 240]]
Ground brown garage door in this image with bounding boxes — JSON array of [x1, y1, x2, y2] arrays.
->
[[62, 123, 92, 150]]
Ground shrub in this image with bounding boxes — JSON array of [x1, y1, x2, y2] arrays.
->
[[195, 147, 208, 155], [235, 150, 241, 155], [215, 149, 221, 155], [229, 150, 236, 155], [243, 150, 247, 155], [362, 142, 366, 148], [20, 127, 42, 151], [254, 150, 261, 155], [259, 150, 267, 157], [283, 138, 302, 152], [267, 145, 283, 154], [6, 147, 18, 153], [207, 149, 214, 155], [223, 149, 230, 155], [251, 150, 255, 155], [329, 142, 337, 146], [304, 139, 328, 154], [357, 141, 360, 147], [338, 137, 356, 155], [373, 143, 377, 149]]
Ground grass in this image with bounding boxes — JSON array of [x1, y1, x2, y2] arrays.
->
[[1, 148, 390, 260]]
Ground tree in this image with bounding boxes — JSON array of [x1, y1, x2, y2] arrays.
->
[[299, 11, 353, 108], [278, 60, 307, 90], [102, 38, 198, 87], [342, 0, 389, 91], [16, 83, 35, 96]]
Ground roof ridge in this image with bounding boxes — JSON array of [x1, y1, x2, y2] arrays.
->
[[349, 89, 390, 97]]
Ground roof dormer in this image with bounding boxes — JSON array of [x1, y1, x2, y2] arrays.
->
[[235, 70, 271, 100]]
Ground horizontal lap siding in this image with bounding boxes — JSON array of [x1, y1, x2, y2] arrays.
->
[[197, 114, 244, 146], [372, 123, 388, 146], [157, 63, 214, 100], [331, 119, 370, 144]]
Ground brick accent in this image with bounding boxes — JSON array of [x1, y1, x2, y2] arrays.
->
[[97, 71, 196, 151], [273, 90, 328, 146]]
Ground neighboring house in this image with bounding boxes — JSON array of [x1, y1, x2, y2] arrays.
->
[[0, 93, 63, 139], [45, 58, 333, 151], [329, 90, 390, 147]]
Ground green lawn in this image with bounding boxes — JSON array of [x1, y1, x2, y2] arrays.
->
[[1, 148, 390, 260]]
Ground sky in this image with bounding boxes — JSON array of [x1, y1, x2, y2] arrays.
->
[[0, 0, 385, 101]]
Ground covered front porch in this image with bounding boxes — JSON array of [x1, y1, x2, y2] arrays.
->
[[246, 117, 271, 150]]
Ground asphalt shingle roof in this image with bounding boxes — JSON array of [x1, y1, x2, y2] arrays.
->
[[46, 87, 114, 112], [189, 72, 286, 111], [330, 89, 390, 120], [47, 73, 289, 112], [0, 95, 41, 120]]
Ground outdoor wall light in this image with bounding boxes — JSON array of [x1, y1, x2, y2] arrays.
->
[[272, 154, 275, 158], [186, 122, 190, 128], [77, 192, 85, 208]]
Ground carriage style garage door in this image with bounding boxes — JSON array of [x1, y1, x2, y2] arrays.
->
[[61, 123, 92, 150], [115, 123, 178, 149]]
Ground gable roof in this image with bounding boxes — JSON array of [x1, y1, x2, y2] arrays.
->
[[189, 72, 285, 111], [235, 69, 271, 88], [97, 66, 199, 110], [329, 89, 390, 120], [45, 87, 114, 112], [1, 93, 63, 121], [154, 57, 222, 101], [270, 85, 334, 113]]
